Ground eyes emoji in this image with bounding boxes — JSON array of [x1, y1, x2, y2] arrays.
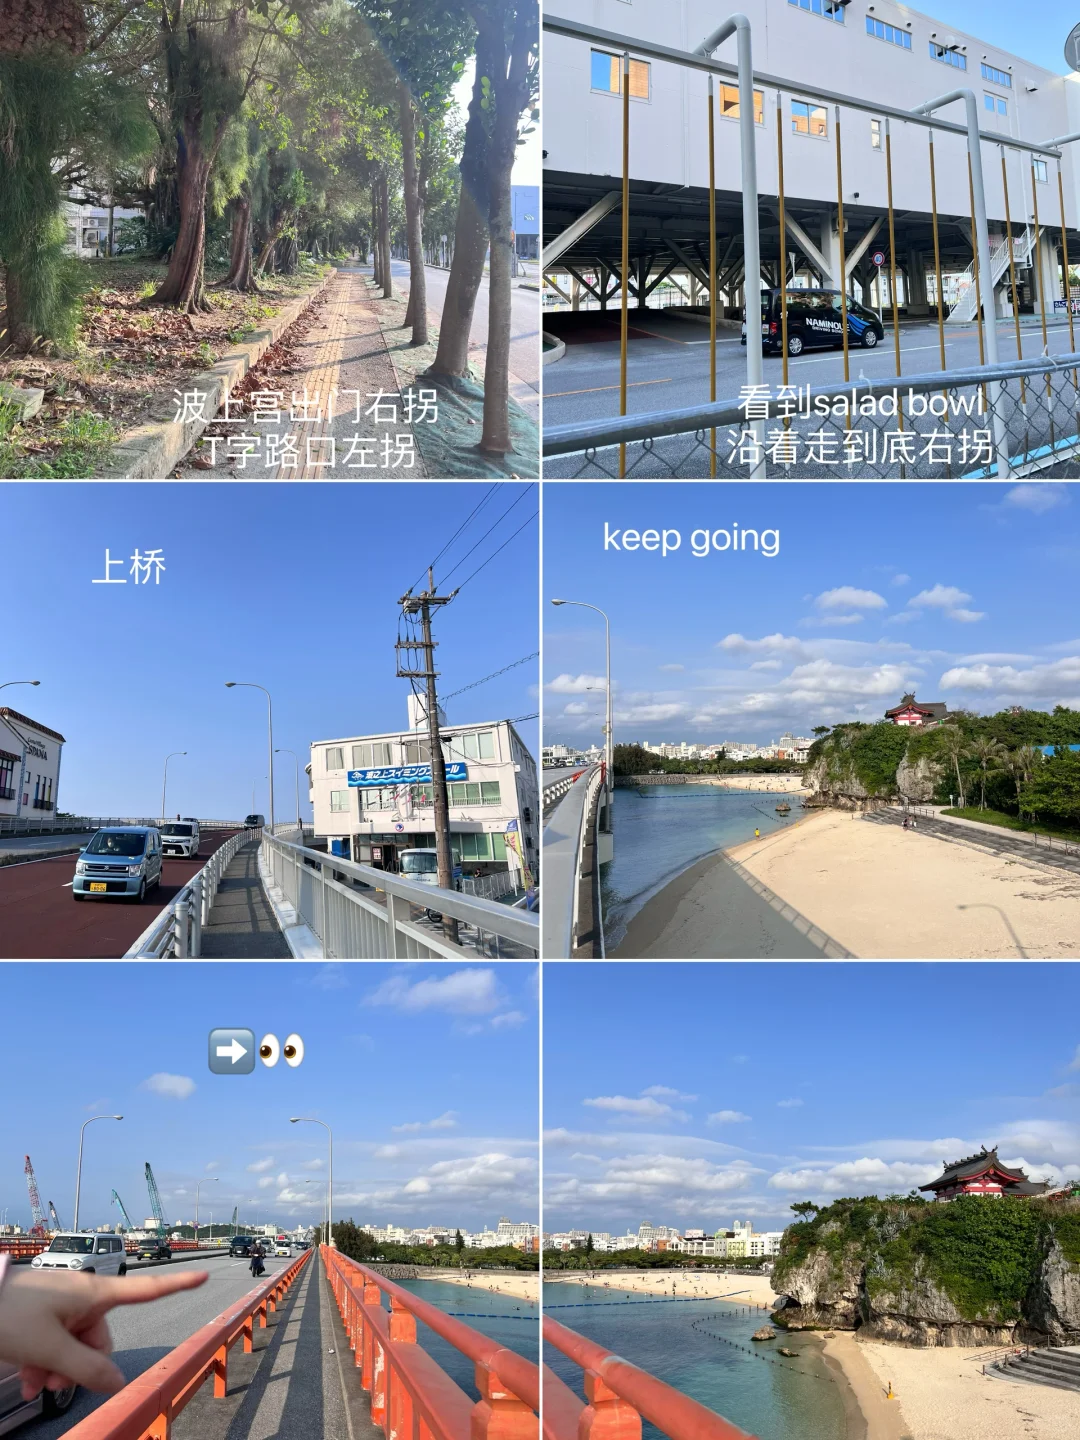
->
[[259, 1034, 280, 1067], [283, 1033, 304, 1068]]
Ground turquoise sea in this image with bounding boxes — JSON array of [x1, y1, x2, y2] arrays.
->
[[601, 785, 802, 948], [543, 1282, 846, 1440], [396, 1276, 538, 1402]]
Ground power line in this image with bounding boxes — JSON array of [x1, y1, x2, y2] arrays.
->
[[406, 484, 500, 596], [442, 653, 539, 703], [453, 511, 538, 594], [440, 485, 536, 585], [508, 713, 539, 723]]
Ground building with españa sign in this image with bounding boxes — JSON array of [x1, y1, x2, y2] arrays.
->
[[308, 696, 538, 886]]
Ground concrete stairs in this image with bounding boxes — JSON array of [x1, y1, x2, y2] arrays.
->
[[990, 1345, 1080, 1391]]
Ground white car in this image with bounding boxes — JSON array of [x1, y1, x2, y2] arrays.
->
[[31, 1232, 128, 1277], [159, 820, 200, 858], [274, 1239, 292, 1257]]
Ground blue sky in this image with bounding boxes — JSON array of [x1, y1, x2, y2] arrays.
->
[[543, 962, 1080, 1234], [1, 483, 538, 820], [929, 1, 1076, 73], [542, 482, 1080, 748], [0, 962, 538, 1233]]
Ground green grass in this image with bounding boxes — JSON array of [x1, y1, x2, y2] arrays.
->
[[0, 411, 118, 477], [941, 807, 1080, 844]]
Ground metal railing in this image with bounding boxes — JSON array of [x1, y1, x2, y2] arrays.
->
[[459, 869, 520, 902], [542, 763, 603, 960], [544, 351, 1080, 478], [261, 832, 539, 958], [542, 769, 588, 810], [123, 828, 261, 958], [323, 1248, 539, 1440], [64, 1248, 311, 1440], [544, 1315, 756, 1440], [0, 814, 245, 837]]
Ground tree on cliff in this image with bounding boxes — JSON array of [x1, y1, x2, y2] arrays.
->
[[790, 1202, 819, 1220]]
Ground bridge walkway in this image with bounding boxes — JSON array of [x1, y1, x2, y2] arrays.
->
[[200, 839, 291, 958]]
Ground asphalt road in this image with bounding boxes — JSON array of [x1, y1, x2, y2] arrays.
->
[[0, 828, 241, 959], [26, 1251, 295, 1440], [0, 833, 94, 861], [543, 311, 1080, 430], [390, 258, 540, 421]]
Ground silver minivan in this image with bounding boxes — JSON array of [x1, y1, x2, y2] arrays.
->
[[31, 1232, 128, 1277], [159, 819, 200, 858], [72, 827, 163, 902]]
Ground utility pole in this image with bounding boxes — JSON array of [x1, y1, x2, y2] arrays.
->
[[397, 568, 459, 945]]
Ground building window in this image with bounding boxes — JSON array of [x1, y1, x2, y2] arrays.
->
[[329, 790, 351, 812], [930, 41, 966, 69], [325, 746, 344, 771], [590, 49, 650, 101], [984, 93, 1008, 115], [402, 739, 430, 765], [359, 788, 394, 811], [452, 832, 509, 863], [448, 780, 502, 807], [351, 741, 394, 769], [409, 783, 434, 807], [792, 99, 828, 138], [1033, 158, 1048, 183], [788, 0, 846, 23], [870, 117, 882, 150], [454, 729, 496, 761], [0, 756, 14, 801], [865, 16, 911, 48], [981, 63, 1012, 88], [718, 83, 765, 126]]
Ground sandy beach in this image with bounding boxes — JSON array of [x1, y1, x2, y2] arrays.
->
[[617, 807, 1079, 959], [855, 1337, 1080, 1440], [425, 1269, 538, 1303], [542, 1267, 778, 1309]]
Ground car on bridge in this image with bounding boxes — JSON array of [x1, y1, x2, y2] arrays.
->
[[273, 1237, 292, 1256], [0, 1360, 76, 1432], [229, 1235, 256, 1257], [72, 826, 163, 902], [30, 1233, 128, 1276], [159, 819, 200, 858], [135, 1236, 172, 1261], [244, 813, 266, 828]]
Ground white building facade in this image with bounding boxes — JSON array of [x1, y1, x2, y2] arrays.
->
[[309, 700, 538, 883], [0, 708, 65, 819]]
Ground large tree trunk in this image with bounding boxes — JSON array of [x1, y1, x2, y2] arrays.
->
[[152, 123, 212, 312], [370, 189, 380, 285], [399, 80, 427, 343], [479, 135, 515, 453], [220, 192, 259, 291], [378, 170, 393, 299], [3, 267, 36, 353], [428, 40, 493, 379]]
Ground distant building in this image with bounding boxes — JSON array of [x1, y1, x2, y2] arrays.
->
[[511, 184, 539, 259], [884, 693, 949, 727], [62, 198, 143, 258], [920, 1147, 1052, 1201], [0, 708, 65, 819]]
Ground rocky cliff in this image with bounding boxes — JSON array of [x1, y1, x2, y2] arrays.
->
[[771, 1197, 1080, 1348]]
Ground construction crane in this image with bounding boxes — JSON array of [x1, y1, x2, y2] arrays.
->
[[144, 1162, 168, 1237], [47, 1201, 64, 1231], [110, 1190, 136, 1233], [24, 1155, 47, 1238]]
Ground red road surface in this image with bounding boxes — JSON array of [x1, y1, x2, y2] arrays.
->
[[0, 829, 242, 959]]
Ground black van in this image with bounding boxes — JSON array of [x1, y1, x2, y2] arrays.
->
[[742, 288, 885, 356]]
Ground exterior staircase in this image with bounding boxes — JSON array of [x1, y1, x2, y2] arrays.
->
[[947, 225, 1035, 324], [989, 1345, 1080, 1391]]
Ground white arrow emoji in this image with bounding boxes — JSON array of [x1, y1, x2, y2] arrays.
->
[[216, 1037, 248, 1065]]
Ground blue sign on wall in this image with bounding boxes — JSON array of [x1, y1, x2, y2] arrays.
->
[[348, 762, 468, 787]]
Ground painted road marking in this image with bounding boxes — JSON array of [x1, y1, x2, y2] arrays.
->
[[546, 378, 674, 398]]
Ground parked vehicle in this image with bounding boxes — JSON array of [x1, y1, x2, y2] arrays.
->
[[0, 1361, 76, 1432], [30, 1232, 128, 1277], [159, 819, 200, 858], [135, 1236, 172, 1261], [742, 288, 885, 356], [72, 827, 163, 902]]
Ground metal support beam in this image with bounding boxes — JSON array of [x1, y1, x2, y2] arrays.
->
[[844, 216, 884, 274], [769, 206, 833, 283], [543, 190, 622, 268], [665, 238, 712, 289]]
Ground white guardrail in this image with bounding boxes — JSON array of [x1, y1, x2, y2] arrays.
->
[[261, 833, 539, 959], [124, 828, 262, 958], [0, 814, 246, 837], [542, 763, 604, 960]]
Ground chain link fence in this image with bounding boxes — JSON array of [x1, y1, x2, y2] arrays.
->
[[543, 351, 1080, 478]]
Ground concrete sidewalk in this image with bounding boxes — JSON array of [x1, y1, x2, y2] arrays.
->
[[199, 840, 291, 957]]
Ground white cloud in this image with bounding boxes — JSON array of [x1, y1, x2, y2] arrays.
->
[[717, 633, 806, 656], [777, 1098, 804, 1108], [392, 1111, 459, 1134], [750, 659, 783, 671], [1067, 1046, 1080, 1073], [891, 573, 911, 586], [301, 1158, 324, 1170], [707, 1110, 750, 1125], [247, 1156, 275, 1173], [768, 1158, 940, 1193], [782, 659, 915, 702], [309, 963, 349, 990], [939, 655, 1080, 696], [1002, 483, 1070, 514], [907, 584, 983, 622], [584, 1094, 688, 1121], [257, 1176, 275, 1189], [814, 615, 864, 627], [365, 967, 501, 1015], [642, 1085, 699, 1101], [815, 586, 888, 611], [491, 1010, 526, 1029], [141, 1073, 196, 1101], [546, 673, 608, 694], [948, 609, 985, 624]]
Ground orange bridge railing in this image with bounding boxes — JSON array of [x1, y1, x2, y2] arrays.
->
[[543, 1315, 758, 1440], [323, 1245, 538, 1440]]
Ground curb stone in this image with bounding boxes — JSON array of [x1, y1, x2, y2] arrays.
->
[[94, 271, 335, 478]]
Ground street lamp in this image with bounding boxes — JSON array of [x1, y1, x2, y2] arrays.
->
[[550, 599, 613, 828], [161, 751, 187, 820], [275, 749, 302, 838], [226, 683, 275, 831], [305, 1179, 328, 1244], [0, 681, 40, 692], [73, 1115, 123, 1232], [195, 1178, 218, 1248], [291, 1118, 333, 1247]]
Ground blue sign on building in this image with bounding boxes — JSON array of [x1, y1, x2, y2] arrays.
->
[[348, 762, 468, 787]]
